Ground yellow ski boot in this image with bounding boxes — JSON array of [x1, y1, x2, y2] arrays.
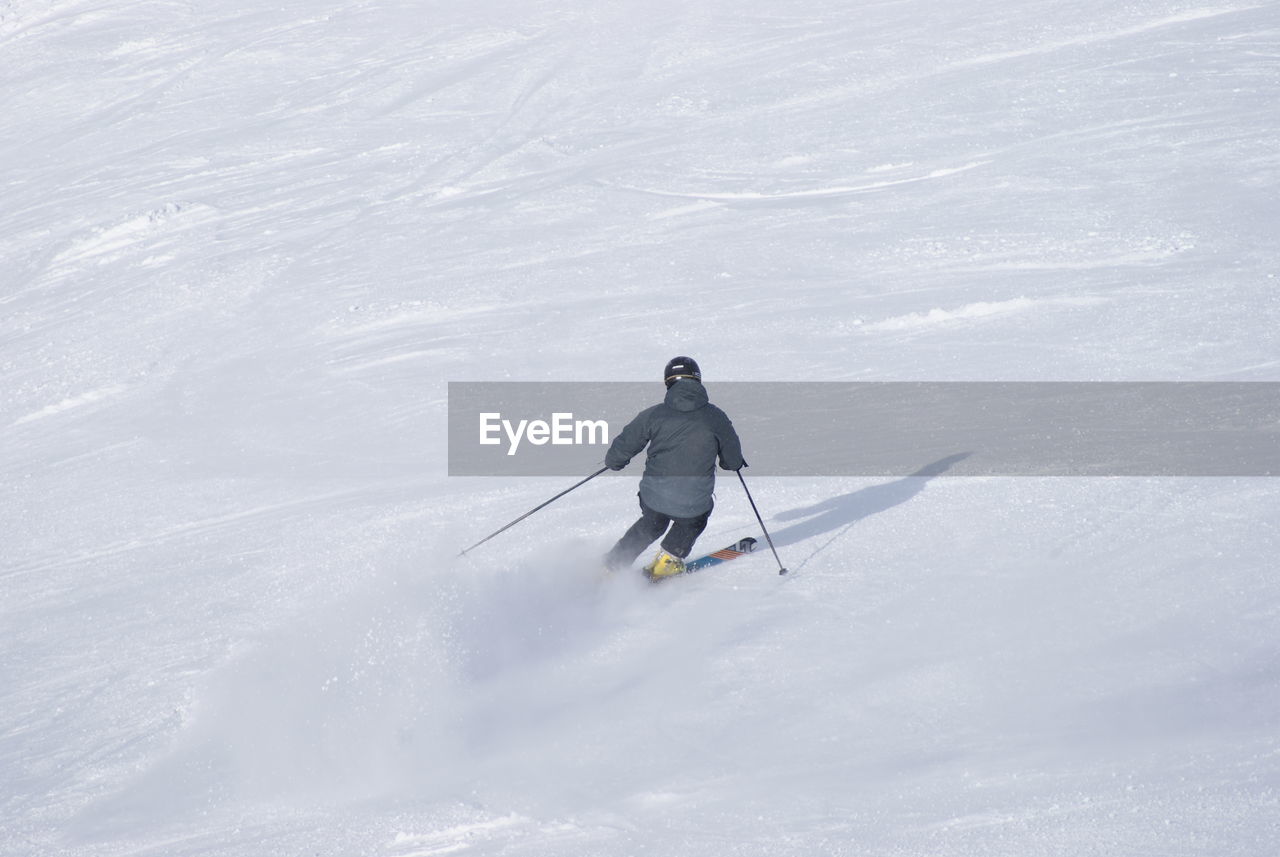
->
[[644, 549, 686, 580]]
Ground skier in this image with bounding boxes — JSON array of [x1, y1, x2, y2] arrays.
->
[[603, 356, 745, 578]]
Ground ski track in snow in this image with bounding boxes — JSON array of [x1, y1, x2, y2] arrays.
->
[[860, 295, 1109, 333], [623, 160, 991, 203], [389, 815, 533, 857], [10, 383, 129, 426], [41, 202, 218, 279], [950, 6, 1264, 68], [6, 489, 370, 579]]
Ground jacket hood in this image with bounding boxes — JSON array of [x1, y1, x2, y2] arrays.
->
[[664, 379, 708, 412]]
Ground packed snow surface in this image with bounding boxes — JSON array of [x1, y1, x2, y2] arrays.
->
[[3, 0, 1279, 854]]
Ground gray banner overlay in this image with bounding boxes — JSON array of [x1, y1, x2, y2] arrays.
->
[[448, 382, 1280, 477]]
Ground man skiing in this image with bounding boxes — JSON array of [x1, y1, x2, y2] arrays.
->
[[604, 356, 745, 578]]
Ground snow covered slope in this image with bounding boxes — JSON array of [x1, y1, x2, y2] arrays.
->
[[3, 1, 1278, 854]]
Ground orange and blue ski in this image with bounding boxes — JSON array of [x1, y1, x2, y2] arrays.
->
[[683, 537, 758, 573], [640, 537, 759, 582]]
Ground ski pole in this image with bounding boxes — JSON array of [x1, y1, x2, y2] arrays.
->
[[458, 466, 609, 557], [737, 469, 788, 575]]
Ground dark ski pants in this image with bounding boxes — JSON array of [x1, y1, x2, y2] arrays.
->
[[606, 495, 710, 570]]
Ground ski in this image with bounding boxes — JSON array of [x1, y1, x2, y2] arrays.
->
[[646, 537, 757, 581], [686, 536, 757, 571]]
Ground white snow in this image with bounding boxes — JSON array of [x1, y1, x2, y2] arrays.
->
[[3, 1, 1279, 856]]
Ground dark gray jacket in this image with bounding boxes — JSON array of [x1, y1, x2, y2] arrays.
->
[[605, 380, 744, 518]]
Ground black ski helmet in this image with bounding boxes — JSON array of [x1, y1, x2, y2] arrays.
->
[[664, 356, 701, 388]]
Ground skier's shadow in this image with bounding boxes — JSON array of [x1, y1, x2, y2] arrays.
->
[[770, 453, 970, 568]]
